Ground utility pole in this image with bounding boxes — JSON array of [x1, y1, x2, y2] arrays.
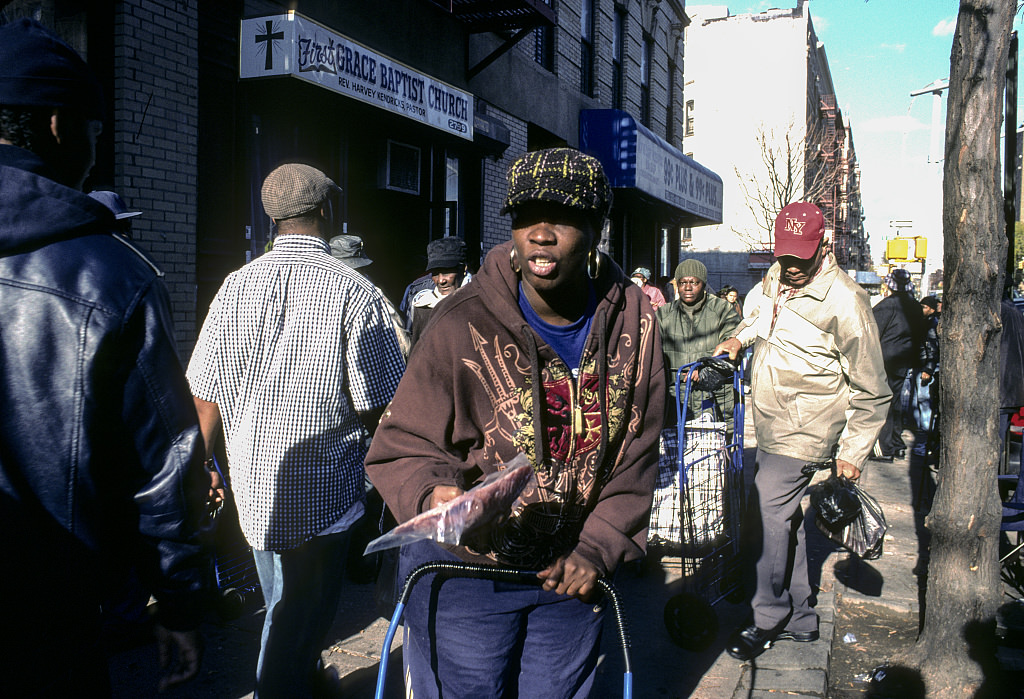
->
[[910, 79, 950, 166]]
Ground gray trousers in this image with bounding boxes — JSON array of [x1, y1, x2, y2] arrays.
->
[[750, 449, 818, 633]]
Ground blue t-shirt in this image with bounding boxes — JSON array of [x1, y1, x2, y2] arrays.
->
[[518, 282, 597, 376]]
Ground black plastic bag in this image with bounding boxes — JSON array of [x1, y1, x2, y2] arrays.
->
[[815, 480, 888, 560], [809, 474, 862, 532], [692, 356, 736, 393]]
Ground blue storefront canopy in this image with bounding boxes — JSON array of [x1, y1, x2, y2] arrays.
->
[[580, 109, 723, 226]]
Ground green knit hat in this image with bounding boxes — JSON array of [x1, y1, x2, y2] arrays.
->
[[674, 259, 707, 283]]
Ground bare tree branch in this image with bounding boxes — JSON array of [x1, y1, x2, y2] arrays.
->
[[732, 117, 846, 253]]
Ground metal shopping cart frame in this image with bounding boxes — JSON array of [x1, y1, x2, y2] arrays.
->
[[658, 356, 746, 651], [206, 456, 262, 619], [373, 561, 635, 699]]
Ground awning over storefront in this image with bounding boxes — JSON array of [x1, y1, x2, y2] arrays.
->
[[240, 13, 474, 141], [580, 109, 723, 226]]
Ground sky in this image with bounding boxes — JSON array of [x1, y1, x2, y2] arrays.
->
[[735, 1, 1023, 287]]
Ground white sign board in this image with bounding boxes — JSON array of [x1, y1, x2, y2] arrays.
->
[[632, 128, 723, 223], [240, 14, 473, 140]]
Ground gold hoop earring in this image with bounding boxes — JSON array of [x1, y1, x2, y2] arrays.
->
[[510, 248, 522, 274], [587, 248, 602, 280]]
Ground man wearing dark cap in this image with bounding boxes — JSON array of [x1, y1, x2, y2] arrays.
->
[[871, 269, 927, 461], [714, 202, 889, 661], [408, 235, 469, 345], [367, 147, 664, 697], [0, 18, 210, 694], [89, 189, 143, 237], [329, 233, 412, 358], [188, 163, 405, 696]]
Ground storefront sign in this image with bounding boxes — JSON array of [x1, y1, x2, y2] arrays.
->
[[240, 13, 473, 140], [580, 110, 723, 224]]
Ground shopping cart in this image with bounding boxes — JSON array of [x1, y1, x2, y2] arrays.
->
[[373, 561, 635, 699], [206, 456, 262, 619], [649, 356, 746, 651]]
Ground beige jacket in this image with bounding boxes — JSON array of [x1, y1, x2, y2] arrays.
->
[[735, 255, 890, 467]]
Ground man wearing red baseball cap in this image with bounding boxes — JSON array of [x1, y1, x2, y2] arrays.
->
[[713, 202, 890, 661]]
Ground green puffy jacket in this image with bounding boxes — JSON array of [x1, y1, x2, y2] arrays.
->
[[656, 292, 741, 424]]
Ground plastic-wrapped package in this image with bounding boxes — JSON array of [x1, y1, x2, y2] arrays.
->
[[364, 454, 534, 555]]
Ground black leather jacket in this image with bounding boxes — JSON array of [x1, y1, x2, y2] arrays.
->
[[0, 145, 208, 631]]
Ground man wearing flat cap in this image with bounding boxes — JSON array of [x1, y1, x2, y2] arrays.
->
[[713, 202, 889, 661], [0, 18, 210, 694], [408, 236, 470, 346], [188, 163, 405, 696]]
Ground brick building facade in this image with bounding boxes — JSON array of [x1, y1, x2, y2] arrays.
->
[[4, 0, 723, 355]]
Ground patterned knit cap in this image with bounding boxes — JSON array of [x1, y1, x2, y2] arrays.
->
[[500, 147, 612, 219]]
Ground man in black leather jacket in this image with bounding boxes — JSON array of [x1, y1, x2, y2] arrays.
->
[[0, 18, 209, 694]]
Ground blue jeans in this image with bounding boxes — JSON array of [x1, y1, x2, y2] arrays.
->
[[252, 530, 351, 698], [398, 540, 605, 699]]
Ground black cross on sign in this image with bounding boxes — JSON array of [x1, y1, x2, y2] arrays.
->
[[255, 20, 283, 71]]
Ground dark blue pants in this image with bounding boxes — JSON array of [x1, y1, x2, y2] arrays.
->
[[398, 540, 604, 699], [252, 530, 351, 698]]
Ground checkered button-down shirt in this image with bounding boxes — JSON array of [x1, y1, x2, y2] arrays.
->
[[187, 235, 405, 550]]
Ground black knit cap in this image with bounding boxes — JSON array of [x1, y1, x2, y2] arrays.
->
[[0, 18, 105, 120], [501, 147, 612, 220]]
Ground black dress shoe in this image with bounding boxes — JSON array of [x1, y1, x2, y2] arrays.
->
[[726, 624, 779, 661], [776, 629, 819, 642], [868, 454, 894, 462]]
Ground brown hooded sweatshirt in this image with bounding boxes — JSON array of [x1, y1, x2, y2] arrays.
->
[[365, 240, 666, 575]]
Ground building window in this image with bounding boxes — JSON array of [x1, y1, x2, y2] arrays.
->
[[685, 99, 695, 138], [640, 33, 652, 127], [535, 0, 555, 71], [667, 61, 676, 143], [444, 153, 459, 237], [580, 0, 595, 96], [612, 7, 625, 109]]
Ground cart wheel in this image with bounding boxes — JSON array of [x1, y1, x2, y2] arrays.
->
[[664, 592, 718, 651], [217, 587, 247, 620]]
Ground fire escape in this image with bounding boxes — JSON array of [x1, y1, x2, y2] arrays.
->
[[815, 93, 847, 268]]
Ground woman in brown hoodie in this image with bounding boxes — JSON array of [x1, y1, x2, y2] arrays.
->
[[365, 148, 665, 698]]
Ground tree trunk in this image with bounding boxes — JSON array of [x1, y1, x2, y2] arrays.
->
[[894, 2, 1015, 696]]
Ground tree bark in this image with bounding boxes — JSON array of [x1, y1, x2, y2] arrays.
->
[[894, 2, 1015, 695]]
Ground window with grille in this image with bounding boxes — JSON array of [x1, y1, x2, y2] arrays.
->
[[580, 0, 595, 96], [667, 61, 676, 142], [685, 99, 695, 138], [641, 33, 652, 127], [535, 0, 555, 71], [612, 7, 625, 108]]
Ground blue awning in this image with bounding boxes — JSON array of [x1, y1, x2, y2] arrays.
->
[[580, 109, 723, 226]]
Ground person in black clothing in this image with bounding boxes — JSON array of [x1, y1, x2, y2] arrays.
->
[[871, 269, 926, 461], [0, 19, 209, 694], [913, 295, 940, 457]]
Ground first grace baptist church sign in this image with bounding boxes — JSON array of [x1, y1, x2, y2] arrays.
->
[[240, 13, 474, 141]]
